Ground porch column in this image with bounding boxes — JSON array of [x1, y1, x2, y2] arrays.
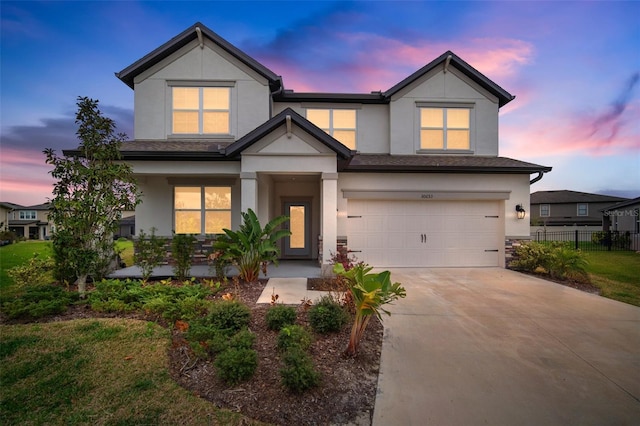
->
[[321, 173, 338, 273], [240, 172, 258, 213]]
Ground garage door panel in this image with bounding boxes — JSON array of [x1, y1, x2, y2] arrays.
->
[[347, 199, 503, 267]]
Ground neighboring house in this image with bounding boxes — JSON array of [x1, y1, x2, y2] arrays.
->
[[66, 22, 551, 271], [116, 214, 136, 239], [530, 190, 628, 232], [602, 197, 640, 233], [0, 202, 21, 231], [5, 202, 53, 240]]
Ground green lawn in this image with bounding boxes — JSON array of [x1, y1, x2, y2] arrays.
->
[[0, 318, 261, 425], [584, 251, 640, 306], [115, 239, 134, 266], [0, 241, 52, 290]]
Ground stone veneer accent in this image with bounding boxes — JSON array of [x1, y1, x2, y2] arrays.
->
[[505, 237, 531, 269], [134, 236, 218, 266]]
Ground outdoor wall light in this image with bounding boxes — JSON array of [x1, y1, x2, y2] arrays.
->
[[515, 204, 526, 219]]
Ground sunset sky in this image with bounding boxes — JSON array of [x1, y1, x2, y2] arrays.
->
[[1, 0, 639, 206]]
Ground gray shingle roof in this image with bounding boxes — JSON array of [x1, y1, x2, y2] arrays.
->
[[530, 190, 629, 204], [343, 154, 550, 173]]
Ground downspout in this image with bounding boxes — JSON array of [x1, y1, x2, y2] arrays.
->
[[530, 171, 545, 185]]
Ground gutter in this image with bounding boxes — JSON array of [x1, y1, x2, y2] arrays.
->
[[530, 171, 546, 185]]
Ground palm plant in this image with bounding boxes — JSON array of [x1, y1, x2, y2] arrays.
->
[[213, 209, 291, 283], [334, 263, 406, 357]]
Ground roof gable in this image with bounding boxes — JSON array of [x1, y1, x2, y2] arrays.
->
[[224, 108, 353, 159], [384, 51, 515, 107], [116, 22, 282, 91]]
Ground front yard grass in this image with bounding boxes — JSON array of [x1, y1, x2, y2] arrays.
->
[[0, 241, 52, 290], [0, 318, 260, 425], [585, 251, 640, 307]]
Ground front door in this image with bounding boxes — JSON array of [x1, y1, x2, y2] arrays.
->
[[282, 201, 311, 258]]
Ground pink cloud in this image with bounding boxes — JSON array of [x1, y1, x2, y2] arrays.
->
[[260, 32, 534, 94], [501, 100, 640, 158]]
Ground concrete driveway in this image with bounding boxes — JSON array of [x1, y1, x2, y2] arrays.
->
[[372, 268, 640, 425]]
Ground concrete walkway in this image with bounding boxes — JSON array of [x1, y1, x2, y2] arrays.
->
[[372, 268, 640, 425]]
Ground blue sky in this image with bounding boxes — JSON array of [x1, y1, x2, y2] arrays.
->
[[1, 0, 639, 206]]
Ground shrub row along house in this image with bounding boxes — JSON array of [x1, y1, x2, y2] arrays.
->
[[66, 22, 551, 272]]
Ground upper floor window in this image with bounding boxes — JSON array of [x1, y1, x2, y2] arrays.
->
[[172, 87, 230, 134], [174, 186, 231, 234], [540, 204, 550, 217], [577, 203, 588, 216], [306, 109, 356, 149], [19, 211, 36, 220], [420, 107, 470, 150]]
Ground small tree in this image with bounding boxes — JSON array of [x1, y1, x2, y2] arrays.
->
[[213, 209, 291, 283], [172, 233, 196, 281], [44, 97, 140, 297], [134, 228, 166, 282], [334, 263, 406, 357]]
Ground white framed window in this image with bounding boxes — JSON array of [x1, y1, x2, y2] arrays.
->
[[577, 203, 588, 216], [419, 107, 470, 150], [306, 109, 356, 149], [174, 186, 231, 234], [172, 87, 230, 135], [19, 211, 36, 220], [540, 204, 550, 217]]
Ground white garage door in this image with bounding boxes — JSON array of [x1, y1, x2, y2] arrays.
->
[[347, 200, 503, 267]]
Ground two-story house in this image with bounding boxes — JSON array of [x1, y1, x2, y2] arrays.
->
[[72, 22, 551, 272], [4, 202, 52, 240], [530, 190, 628, 232]]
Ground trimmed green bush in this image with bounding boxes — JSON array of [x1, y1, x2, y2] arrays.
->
[[277, 325, 312, 352], [214, 347, 258, 384], [308, 295, 349, 333], [265, 305, 297, 330], [206, 300, 251, 333], [280, 347, 320, 393]]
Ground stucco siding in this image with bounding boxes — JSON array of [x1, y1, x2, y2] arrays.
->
[[389, 67, 499, 156], [133, 39, 271, 140]]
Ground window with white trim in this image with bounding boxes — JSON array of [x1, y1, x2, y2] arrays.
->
[[420, 107, 470, 150], [577, 203, 588, 216], [306, 109, 356, 149], [174, 186, 231, 234], [540, 204, 550, 217], [19, 211, 36, 220], [172, 87, 230, 134]]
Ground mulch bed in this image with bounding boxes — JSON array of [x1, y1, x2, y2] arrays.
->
[[1, 278, 383, 426]]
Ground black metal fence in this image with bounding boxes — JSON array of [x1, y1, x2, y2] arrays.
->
[[531, 230, 640, 252]]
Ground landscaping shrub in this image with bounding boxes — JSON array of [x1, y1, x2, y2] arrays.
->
[[7, 254, 54, 288], [265, 305, 297, 330], [277, 325, 312, 352], [0, 284, 78, 319], [206, 300, 251, 333], [171, 233, 196, 281], [134, 228, 166, 282], [509, 242, 550, 273], [547, 244, 589, 281], [510, 241, 589, 282], [214, 347, 258, 384], [280, 347, 320, 393], [308, 295, 349, 333]]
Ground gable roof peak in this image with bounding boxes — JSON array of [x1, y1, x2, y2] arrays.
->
[[384, 50, 515, 107], [115, 22, 282, 92]]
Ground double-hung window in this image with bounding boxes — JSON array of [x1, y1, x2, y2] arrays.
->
[[306, 109, 356, 149], [172, 87, 230, 134], [540, 204, 550, 217], [19, 211, 36, 220], [419, 107, 470, 150], [174, 186, 231, 234], [577, 203, 588, 216]]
